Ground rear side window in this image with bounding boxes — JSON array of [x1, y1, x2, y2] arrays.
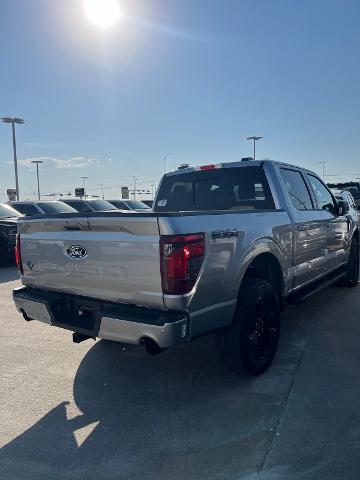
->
[[87, 200, 118, 211], [280, 169, 313, 211], [37, 202, 77, 214], [13, 204, 39, 216], [64, 201, 91, 212], [155, 166, 275, 212], [109, 201, 130, 210]]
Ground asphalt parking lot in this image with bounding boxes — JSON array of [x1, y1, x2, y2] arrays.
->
[[1, 266, 360, 480]]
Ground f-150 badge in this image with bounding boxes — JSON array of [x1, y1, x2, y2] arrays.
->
[[211, 229, 239, 239]]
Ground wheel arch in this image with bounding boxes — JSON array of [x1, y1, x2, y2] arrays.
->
[[237, 240, 286, 308], [243, 252, 284, 305]]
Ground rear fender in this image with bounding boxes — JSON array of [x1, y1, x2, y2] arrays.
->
[[235, 237, 288, 297]]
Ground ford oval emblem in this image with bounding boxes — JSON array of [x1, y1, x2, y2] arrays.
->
[[66, 245, 88, 259]]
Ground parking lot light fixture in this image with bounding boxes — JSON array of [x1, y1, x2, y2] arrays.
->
[[132, 176, 138, 199], [81, 176, 88, 199], [319, 161, 327, 181], [1, 116, 25, 200], [31, 160, 44, 200], [246, 136, 263, 161], [163, 153, 171, 174]]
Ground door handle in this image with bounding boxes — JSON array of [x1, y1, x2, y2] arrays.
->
[[64, 221, 83, 231], [64, 225, 81, 231]]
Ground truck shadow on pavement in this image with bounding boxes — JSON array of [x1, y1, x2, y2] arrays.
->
[[0, 296, 327, 480]]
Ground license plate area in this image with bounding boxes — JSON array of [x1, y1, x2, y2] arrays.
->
[[50, 297, 101, 336]]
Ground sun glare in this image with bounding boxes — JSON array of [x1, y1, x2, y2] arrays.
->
[[84, 0, 121, 29]]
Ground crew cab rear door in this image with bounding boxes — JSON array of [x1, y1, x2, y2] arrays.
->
[[279, 167, 327, 287], [306, 174, 348, 273]]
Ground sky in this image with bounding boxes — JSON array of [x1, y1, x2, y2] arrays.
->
[[1, 0, 360, 201]]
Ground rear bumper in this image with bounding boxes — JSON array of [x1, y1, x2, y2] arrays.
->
[[13, 287, 190, 349]]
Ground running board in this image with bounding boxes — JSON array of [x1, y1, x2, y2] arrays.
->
[[287, 268, 347, 305]]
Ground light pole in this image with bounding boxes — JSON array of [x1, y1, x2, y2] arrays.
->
[[246, 136, 263, 161], [163, 153, 171, 174], [1, 117, 24, 200], [132, 176, 138, 199], [319, 161, 327, 181], [31, 160, 43, 200], [81, 176, 88, 199]]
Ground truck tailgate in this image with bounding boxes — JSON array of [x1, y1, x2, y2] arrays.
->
[[18, 213, 164, 309]]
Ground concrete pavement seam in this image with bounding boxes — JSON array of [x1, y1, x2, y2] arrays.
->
[[258, 303, 325, 473]]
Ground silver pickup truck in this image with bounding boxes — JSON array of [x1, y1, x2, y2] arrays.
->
[[13, 160, 359, 375]]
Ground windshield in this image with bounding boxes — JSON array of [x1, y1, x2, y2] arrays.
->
[[87, 200, 118, 211], [126, 200, 150, 210], [0, 204, 21, 218], [155, 166, 275, 212], [37, 202, 78, 214]]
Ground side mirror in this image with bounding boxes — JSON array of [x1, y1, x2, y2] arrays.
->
[[337, 200, 349, 215]]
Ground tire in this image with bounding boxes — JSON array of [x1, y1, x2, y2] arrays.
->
[[216, 278, 281, 376], [338, 237, 359, 288]]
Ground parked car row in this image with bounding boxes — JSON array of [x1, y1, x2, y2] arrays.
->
[[9, 200, 78, 216], [4, 198, 151, 216], [0, 204, 22, 267]]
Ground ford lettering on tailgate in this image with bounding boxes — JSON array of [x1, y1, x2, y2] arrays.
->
[[65, 245, 88, 259]]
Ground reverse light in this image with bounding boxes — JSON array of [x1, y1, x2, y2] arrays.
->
[[160, 233, 205, 295], [15, 234, 23, 275]]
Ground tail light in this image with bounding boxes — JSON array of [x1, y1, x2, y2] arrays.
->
[[15, 234, 23, 275], [160, 233, 205, 295]]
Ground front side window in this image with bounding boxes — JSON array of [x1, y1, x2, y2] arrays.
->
[[280, 169, 313, 210], [307, 175, 336, 214]]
